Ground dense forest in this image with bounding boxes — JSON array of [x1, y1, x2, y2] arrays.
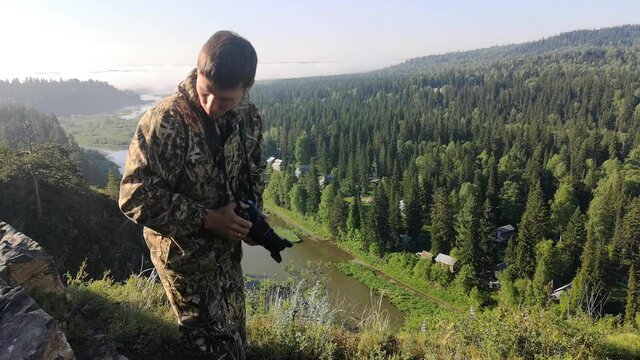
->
[[253, 25, 640, 323], [0, 78, 145, 116]]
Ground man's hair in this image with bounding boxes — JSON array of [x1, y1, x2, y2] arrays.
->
[[197, 31, 257, 89]]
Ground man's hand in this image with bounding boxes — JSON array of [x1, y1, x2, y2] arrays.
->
[[203, 202, 252, 241]]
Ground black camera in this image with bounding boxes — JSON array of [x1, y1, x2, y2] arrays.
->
[[236, 200, 293, 263]]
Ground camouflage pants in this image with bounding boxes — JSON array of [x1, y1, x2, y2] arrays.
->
[[149, 234, 246, 359]]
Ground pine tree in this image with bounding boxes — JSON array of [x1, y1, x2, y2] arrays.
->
[[557, 207, 587, 283], [621, 197, 640, 267], [369, 183, 391, 252], [303, 169, 321, 214], [570, 230, 608, 317], [478, 198, 496, 274], [430, 187, 454, 255], [388, 188, 403, 244], [347, 192, 362, 230], [485, 154, 499, 207], [498, 180, 523, 226], [405, 175, 423, 237], [625, 264, 638, 328], [264, 170, 282, 204], [318, 184, 336, 227], [294, 132, 313, 165], [506, 181, 548, 279], [330, 190, 348, 237], [531, 239, 559, 307], [105, 168, 120, 201], [455, 192, 480, 279], [290, 184, 306, 214], [550, 180, 579, 236]]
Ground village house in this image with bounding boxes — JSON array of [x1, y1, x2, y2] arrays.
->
[[318, 174, 335, 187], [434, 253, 460, 273], [494, 262, 507, 279], [295, 165, 310, 178], [270, 158, 283, 171], [495, 224, 516, 243], [550, 282, 572, 301], [266, 156, 276, 165], [415, 250, 433, 261]]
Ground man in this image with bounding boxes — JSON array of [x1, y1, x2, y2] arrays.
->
[[119, 31, 264, 359]]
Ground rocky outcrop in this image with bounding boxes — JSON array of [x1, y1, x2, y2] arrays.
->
[[0, 222, 74, 360], [0, 280, 74, 360], [0, 222, 65, 296]]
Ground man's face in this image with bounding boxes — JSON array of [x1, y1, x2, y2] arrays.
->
[[196, 72, 246, 120]]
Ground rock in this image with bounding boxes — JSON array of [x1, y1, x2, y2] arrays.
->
[[0, 222, 65, 296], [0, 281, 74, 360]]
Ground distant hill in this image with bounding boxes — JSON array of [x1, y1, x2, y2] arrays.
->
[[0, 104, 119, 186], [382, 24, 640, 74], [0, 78, 146, 116]]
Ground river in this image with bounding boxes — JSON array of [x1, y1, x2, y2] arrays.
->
[[87, 146, 406, 328]]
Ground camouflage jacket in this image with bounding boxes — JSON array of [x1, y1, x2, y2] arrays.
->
[[119, 69, 265, 261]]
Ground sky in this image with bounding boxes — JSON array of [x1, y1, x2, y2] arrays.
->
[[1, 0, 639, 93]]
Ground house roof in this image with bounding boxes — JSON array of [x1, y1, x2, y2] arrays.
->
[[266, 156, 276, 164], [496, 225, 515, 234], [435, 253, 458, 266], [552, 282, 573, 294]]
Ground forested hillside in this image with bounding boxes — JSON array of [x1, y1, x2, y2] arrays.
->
[[0, 78, 145, 116], [383, 24, 640, 74], [252, 25, 640, 325], [0, 104, 146, 279]]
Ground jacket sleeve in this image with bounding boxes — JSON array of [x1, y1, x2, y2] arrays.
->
[[119, 109, 207, 238], [248, 104, 266, 210]]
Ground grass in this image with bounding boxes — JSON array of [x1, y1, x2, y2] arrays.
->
[[56, 262, 640, 360], [604, 332, 640, 359], [59, 114, 138, 147], [63, 264, 179, 359], [264, 199, 332, 239], [335, 263, 444, 320]]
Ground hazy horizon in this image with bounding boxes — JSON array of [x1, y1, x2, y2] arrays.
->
[[3, 0, 640, 93]]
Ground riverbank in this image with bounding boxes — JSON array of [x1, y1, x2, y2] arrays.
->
[[264, 199, 331, 240], [264, 200, 467, 321]]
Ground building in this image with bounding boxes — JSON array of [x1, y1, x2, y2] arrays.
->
[[550, 282, 572, 301], [495, 224, 516, 243], [318, 174, 335, 187], [271, 159, 283, 171], [494, 262, 507, 279], [415, 250, 433, 261], [266, 156, 276, 165], [434, 253, 460, 273], [295, 165, 310, 178]]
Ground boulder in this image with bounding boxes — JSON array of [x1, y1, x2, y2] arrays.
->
[[0, 222, 65, 296], [0, 222, 74, 359], [0, 281, 74, 360]]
